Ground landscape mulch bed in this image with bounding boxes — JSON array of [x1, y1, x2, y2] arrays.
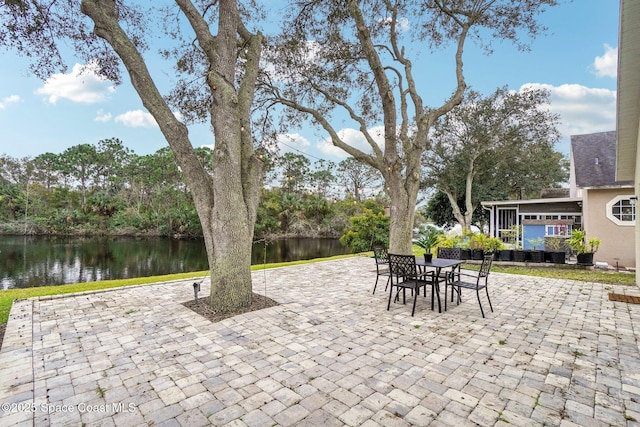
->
[[182, 293, 279, 323], [609, 293, 640, 304]]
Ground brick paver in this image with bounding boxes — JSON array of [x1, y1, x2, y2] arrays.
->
[[1, 256, 640, 426]]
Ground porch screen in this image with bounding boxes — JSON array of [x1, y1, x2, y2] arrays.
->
[[497, 208, 517, 243]]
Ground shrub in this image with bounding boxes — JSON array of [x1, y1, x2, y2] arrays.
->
[[339, 209, 390, 253]]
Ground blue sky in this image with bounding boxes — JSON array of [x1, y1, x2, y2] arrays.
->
[[0, 0, 619, 162]]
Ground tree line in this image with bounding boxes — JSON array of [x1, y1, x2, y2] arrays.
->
[[0, 138, 388, 239]]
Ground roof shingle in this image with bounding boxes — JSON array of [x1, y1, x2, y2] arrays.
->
[[571, 131, 633, 187]]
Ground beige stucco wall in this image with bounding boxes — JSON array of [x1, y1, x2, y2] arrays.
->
[[583, 187, 636, 268]]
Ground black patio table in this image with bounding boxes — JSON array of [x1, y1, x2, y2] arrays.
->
[[415, 257, 464, 313]]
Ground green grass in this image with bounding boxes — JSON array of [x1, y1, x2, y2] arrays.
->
[[1, 250, 636, 326], [412, 245, 636, 286], [489, 264, 636, 286]]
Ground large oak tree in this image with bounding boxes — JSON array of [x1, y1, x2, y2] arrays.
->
[[1, 0, 265, 313], [263, 0, 557, 254], [423, 86, 567, 231]]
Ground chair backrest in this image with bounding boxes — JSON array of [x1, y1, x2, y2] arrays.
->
[[479, 254, 493, 277], [438, 247, 461, 259], [373, 247, 389, 264], [388, 253, 417, 281]]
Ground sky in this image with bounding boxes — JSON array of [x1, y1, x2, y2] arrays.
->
[[0, 0, 620, 164]]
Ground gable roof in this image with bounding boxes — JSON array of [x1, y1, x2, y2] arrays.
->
[[571, 131, 633, 188]]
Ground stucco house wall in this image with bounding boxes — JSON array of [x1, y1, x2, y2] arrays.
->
[[583, 187, 636, 268]]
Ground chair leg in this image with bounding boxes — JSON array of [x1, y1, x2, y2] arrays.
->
[[411, 288, 419, 316], [485, 287, 493, 312], [373, 275, 380, 294], [387, 284, 395, 311], [384, 276, 390, 292], [476, 289, 485, 318], [434, 282, 442, 313], [444, 283, 448, 311]]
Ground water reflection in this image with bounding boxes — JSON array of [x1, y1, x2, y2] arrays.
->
[[0, 236, 350, 289]]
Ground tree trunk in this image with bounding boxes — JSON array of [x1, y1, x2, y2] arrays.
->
[[82, 0, 264, 314], [386, 166, 420, 254]]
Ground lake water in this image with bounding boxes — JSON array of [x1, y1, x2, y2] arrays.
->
[[0, 236, 351, 289]]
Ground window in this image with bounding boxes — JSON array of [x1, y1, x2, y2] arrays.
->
[[545, 224, 572, 236], [606, 196, 636, 226]]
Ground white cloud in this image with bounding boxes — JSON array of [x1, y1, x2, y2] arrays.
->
[[94, 109, 112, 123], [114, 110, 183, 128], [35, 62, 115, 104], [0, 95, 20, 109], [592, 44, 618, 78], [114, 110, 158, 128], [317, 126, 385, 159], [519, 83, 616, 138], [277, 133, 312, 154]]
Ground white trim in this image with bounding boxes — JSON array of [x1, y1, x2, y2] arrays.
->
[[481, 197, 582, 207], [606, 195, 637, 226]]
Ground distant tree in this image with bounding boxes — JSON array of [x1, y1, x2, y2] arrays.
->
[[422, 190, 487, 229], [0, 154, 30, 186], [337, 157, 381, 202], [278, 153, 310, 194], [31, 153, 62, 190], [308, 159, 337, 199], [264, 0, 558, 253], [422, 87, 567, 231], [59, 144, 99, 206], [95, 138, 132, 192]]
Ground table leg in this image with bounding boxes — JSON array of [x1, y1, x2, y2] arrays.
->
[[434, 267, 442, 313]]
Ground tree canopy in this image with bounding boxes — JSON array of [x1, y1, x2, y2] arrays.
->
[[422, 86, 568, 230], [262, 0, 559, 253]]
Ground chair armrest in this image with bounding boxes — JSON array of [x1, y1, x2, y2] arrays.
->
[[416, 270, 434, 280], [449, 271, 479, 281]]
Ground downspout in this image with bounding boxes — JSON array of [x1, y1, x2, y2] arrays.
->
[[482, 203, 493, 237]]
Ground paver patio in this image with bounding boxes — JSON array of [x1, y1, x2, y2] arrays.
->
[[1, 256, 640, 426]]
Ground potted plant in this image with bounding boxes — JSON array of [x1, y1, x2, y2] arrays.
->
[[569, 229, 601, 265], [415, 225, 444, 262], [545, 236, 566, 264], [526, 237, 545, 263], [469, 233, 488, 260], [504, 225, 523, 262], [435, 234, 465, 259], [485, 237, 505, 259], [513, 243, 526, 262]]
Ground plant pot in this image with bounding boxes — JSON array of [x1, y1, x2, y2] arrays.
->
[[577, 253, 594, 265], [550, 251, 566, 264], [528, 250, 544, 263], [472, 249, 484, 260], [460, 249, 471, 260], [513, 250, 526, 262], [424, 253, 433, 263], [498, 249, 513, 261]]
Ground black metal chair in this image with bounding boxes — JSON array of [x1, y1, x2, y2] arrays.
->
[[424, 252, 458, 287], [446, 254, 494, 317], [437, 247, 461, 260], [372, 247, 391, 294], [387, 254, 435, 316]]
